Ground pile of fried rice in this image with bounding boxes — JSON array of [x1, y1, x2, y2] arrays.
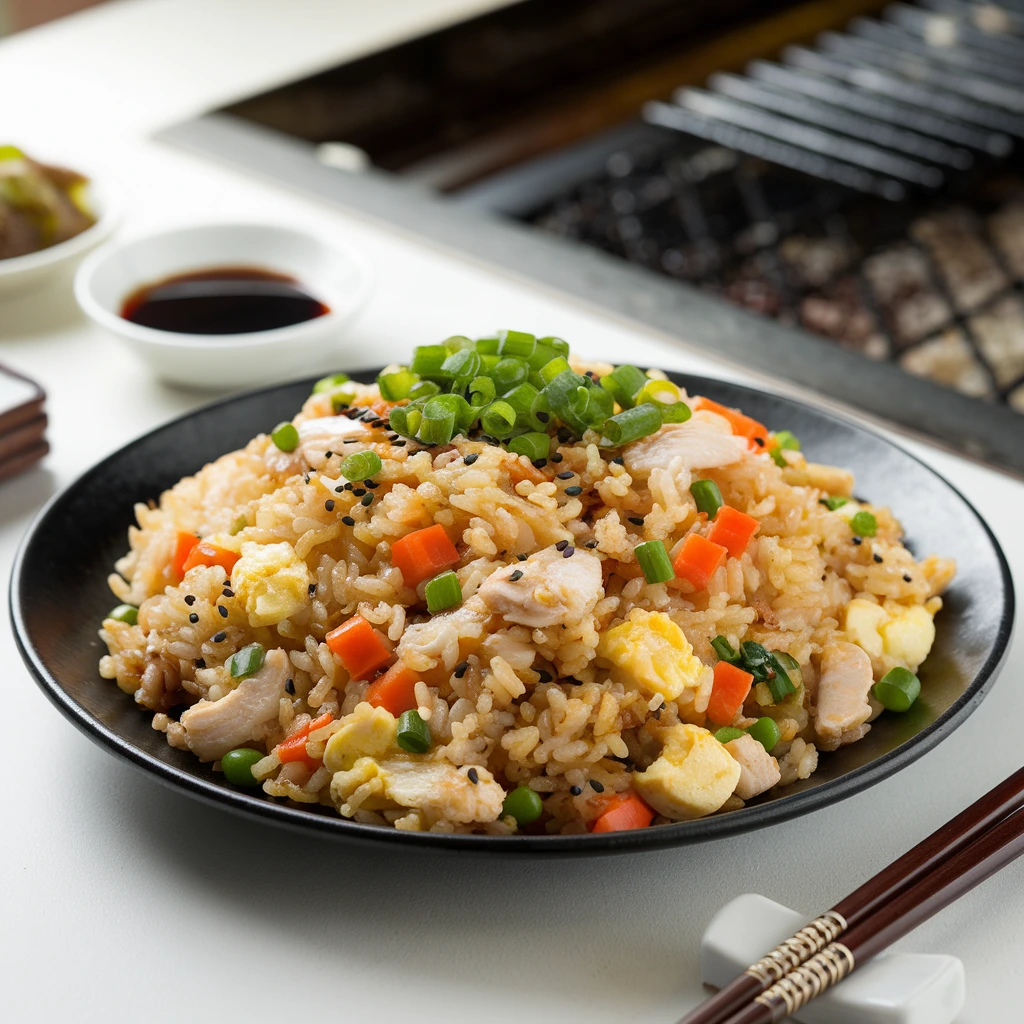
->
[[99, 339, 955, 835]]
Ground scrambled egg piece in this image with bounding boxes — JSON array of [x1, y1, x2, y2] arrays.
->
[[596, 609, 706, 700], [844, 598, 936, 669], [232, 541, 310, 627], [633, 723, 741, 820], [323, 704, 397, 772]]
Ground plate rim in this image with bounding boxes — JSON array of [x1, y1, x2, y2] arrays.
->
[[10, 371, 1016, 854]]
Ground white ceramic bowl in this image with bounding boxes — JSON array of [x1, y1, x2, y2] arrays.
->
[[74, 222, 373, 390], [0, 175, 119, 298]]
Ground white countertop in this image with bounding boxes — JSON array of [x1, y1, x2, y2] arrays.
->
[[1, 3, 1021, 1022]]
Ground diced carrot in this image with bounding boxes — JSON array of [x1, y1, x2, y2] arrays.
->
[[172, 531, 200, 579], [694, 397, 769, 448], [707, 661, 755, 726], [182, 539, 241, 576], [277, 712, 334, 769], [508, 459, 547, 485], [325, 614, 394, 680], [365, 662, 420, 716], [672, 533, 727, 590], [591, 791, 656, 833], [391, 524, 460, 588], [707, 505, 760, 559]]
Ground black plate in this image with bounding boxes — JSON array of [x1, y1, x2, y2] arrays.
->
[[10, 371, 1015, 853]]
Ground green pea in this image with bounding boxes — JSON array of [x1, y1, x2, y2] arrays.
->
[[502, 785, 543, 826], [221, 748, 264, 787], [714, 727, 746, 744], [850, 511, 877, 538], [108, 604, 138, 625], [873, 667, 921, 712], [746, 717, 781, 752], [270, 421, 299, 452]]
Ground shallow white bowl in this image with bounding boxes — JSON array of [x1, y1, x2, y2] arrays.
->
[[74, 222, 373, 390], [0, 175, 119, 298]]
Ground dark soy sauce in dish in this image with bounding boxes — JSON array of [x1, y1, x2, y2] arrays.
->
[[120, 266, 330, 335]]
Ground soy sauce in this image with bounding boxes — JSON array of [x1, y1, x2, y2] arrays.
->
[[120, 266, 329, 335]]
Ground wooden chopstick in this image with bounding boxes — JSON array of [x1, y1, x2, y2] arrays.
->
[[679, 765, 1024, 1024], [721, 803, 1024, 1023]]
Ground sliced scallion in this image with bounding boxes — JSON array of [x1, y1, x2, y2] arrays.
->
[[228, 642, 266, 679], [475, 335, 499, 355], [491, 357, 529, 393], [441, 347, 481, 383], [635, 540, 675, 584], [378, 368, 418, 402], [108, 604, 138, 625], [419, 394, 458, 444], [765, 653, 798, 702], [469, 375, 496, 408], [873, 667, 921, 712], [600, 403, 661, 445], [409, 344, 449, 380], [425, 569, 463, 613], [270, 421, 299, 452], [713, 726, 746, 744], [507, 432, 551, 462], [312, 373, 350, 394], [538, 336, 570, 358], [821, 495, 849, 511], [539, 356, 571, 384], [690, 479, 723, 519], [442, 335, 473, 353], [497, 329, 536, 359], [339, 450, 382, 481], [711, 635, 739, 663], [850, 511, 878, 538], [388, 405, 421, 438], [771, 430, 801, 468], [408, 380, 441, 401], [599, 364, 647, 409], [396, 709, 432, 754], [480, 400, 517, 439]]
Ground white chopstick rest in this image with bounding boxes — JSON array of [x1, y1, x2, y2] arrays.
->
[[700, 894, 965, 1024]]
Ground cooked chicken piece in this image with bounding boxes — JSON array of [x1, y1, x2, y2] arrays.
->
[[477, 546, 604, 628], [623, 414, 748, 477], [180, 648, 289, 760], [815, 641, 874, 742], [397, 597, 491, 672], [725, 733, 781, 801], [297, 415, 371, 470]]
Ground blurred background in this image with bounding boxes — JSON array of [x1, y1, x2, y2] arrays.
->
[[0, 0, 108, 34]]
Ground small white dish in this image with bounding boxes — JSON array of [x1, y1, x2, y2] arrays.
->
[[74, 222, 373, 390], [0, 174, 119, 298]]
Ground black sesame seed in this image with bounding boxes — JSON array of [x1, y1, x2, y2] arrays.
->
[[393, 440, 406, 447], [454, 661, 469, 678], [555, 539, 569, 551], [585, 540, 598, 548], [217, 605, 228, 618], [557, 428, 572, 443], [589, 780, 605, 793], [467, 767, 479, 785], [517, 553, 528, 561], [537, 670, 553, 683], [509, 569, 524, 582], [342, 515, 356, 526], [535, 411, 550, 423], [213, 631, 226, 643], [352, 488, 366, 497], [285, 678, 295, 695], [335, 485, 345, 493], [564, 486, 583, 496], [325, 451, 333, 458], [570, 785, 583, 796], [464, 453, 479, 465], [184, 594, 196, 606], [223, 588, 233, 598], [344, 482, 354, 491], [361, 493, 374, 506], [308, 583, 317, 595], [903, 574, 913, 583], [194, 658, 205, 668], [532, 459, 547, 469], [753, 436, 766, 448], [387, 434, 400, 442], [612, 457, 624, 465], [873, 553, 883, 564], [556, 471, 574, 480], [188, 612, 199, 623], [563, 546, 575, 558], [550, 453, 563, 463], [852, 536, 863, 546], [325, 499, 336, 511], [366, 481, 380, 489], [628, 516, 645, 526]]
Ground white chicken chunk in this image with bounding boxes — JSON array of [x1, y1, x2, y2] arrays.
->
[[180, 648, 289, 760], [815, 641, 874, 742], [397, 597, 491, 672], [297, 415, 371, 470], [623, 413, 748, 477], [725, 733, 781, 801], [477, 546, 604, 628]]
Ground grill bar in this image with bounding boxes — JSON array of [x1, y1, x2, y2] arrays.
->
[[888, 3, 1024, 60]]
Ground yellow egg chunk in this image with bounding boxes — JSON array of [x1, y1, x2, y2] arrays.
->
[[633, 723, 741, 820], [880, 605, 936, 668], [596, 608, 706, 700], [843, 598, 889, 659], [324, 703, 398, 773], [232, 541, 311, 627]]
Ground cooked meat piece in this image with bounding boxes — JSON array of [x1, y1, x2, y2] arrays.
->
[[725, 733, 781, 800], [968, 295, 1024, 388], [623, 415, 748, 477], [397, 598, 491, 672], [815, 641, 874, 742], [180, 648, 289, 760], [478, 546, 604, 628], [296, 415, 371, 470], [899, 329, 993, 399], [376, 759, 505, 824]]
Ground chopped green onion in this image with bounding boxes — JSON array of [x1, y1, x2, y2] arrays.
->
[[441, 347, 481, 383], [331, 392, 356, 413], [419, 394, 458, 444], [690, 479, 724, 519], [538, 336, 570, 358], [442, 335, 474, 353], [711, 635, 739, 663], [601, 403, 662, 445], [228, 642, 266, 678], [475, 336, 499, 355], [377, 368, 419, 402], [491, 357, 529, 393], [497, 329, 536, 359], [527, 342, 557, 372], [746, 716, 781, 752], [539, 356, 571, 384], [388, 405, 421, 438], [599, 364, 647, 408], [312, 373, 350, 394], [502, 381, 540, 426], [339, 450, 382, 481], [507, 432, 551, 462], [714, 726, 746, 744], [766, 652, 798, 702], [408, 380, 441, 401], [229, 515, 247, 536], [738, 641, 772, 683], [502, 784, 544, 825], [850, 511, 878, 538], [410, 345, 450, 380], [108, 604, 138, 625], [660, 402, 693, 424], [771, 430, 801, 467], [820, 496, 850, 511], [396, 709, 432, 753], [469, 375, 496, 408], [270, 421, 299, 452], [425, 569, 463, 613], [873, 667, 921, 712], [480, 400, 517, 439], [582, 379, 614, 423], [635, 540, 675, 584], [636, 378, 691, 423]]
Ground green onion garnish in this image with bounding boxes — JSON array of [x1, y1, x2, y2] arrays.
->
[[601, 403, 662, 446], [480, 400, 517, 439], [228, 642, 266, 679], [108, 604, 138, 625], [635, 540, 675, 584], [690, 479, 724, 519], [507, 432, 551, 462], [469, 375, 496, 408], [312, 373, 350, 394], [539, 356, 571, 384], [491, 357, 529, 393], [339, 450, 382, 481], [873, 667, 921, 712], [229, 515, 247, 536], [850, 511, 878, 538], [410, 344, 449, 380], [388, 405, 420, 438], [539, 336, 570, 358], [497, 329, 536, 359], [502, 381, 540, 426], [270, 421, 299, 452], [331, 392, 356, 413], [425, 569, 463, 613], [713, 726, 746, 744], [599, 364, 647, 409], [475, 335, 499, 355], [765, 653, 798, 702], [396, 709, 432, 753], [771, 430, 801, 468], [441, 347, 481, 383], [419, 394, 458, 444], [820, 496, 850, 511], [442, 335, 474, 353], [377, 368, 419, 402], [711, 635, 739, 662], [770, 651, 803, 689]]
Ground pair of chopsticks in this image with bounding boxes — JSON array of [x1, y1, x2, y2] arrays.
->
[[680, 765, 1024, 1024]]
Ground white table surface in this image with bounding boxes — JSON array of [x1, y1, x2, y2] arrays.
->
[[1, 3, 1021, 1022]]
